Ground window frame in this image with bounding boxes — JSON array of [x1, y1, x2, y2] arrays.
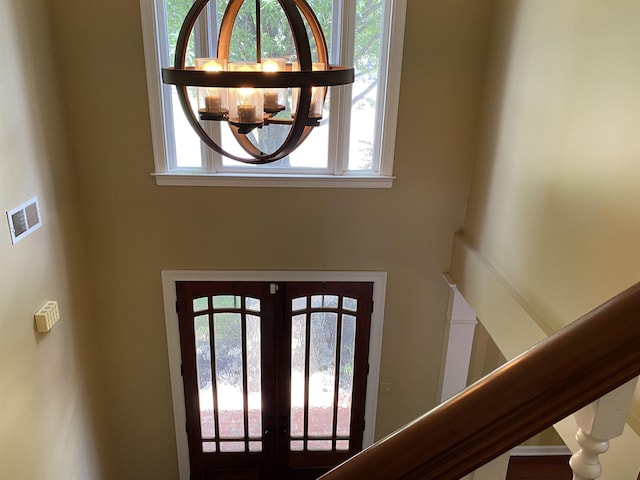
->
[[140, 0, 406, 188]]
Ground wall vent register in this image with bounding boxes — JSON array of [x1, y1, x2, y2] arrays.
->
[[6, 196, 41, 244]]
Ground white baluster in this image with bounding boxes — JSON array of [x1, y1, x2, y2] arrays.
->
[[570, 429, 609, 480], [569, 377, 638, 480]]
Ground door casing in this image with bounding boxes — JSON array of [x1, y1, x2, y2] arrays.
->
[[161, 270, 387, 480]]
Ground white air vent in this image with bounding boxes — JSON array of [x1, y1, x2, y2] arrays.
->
[[6, 196, 41, 244]]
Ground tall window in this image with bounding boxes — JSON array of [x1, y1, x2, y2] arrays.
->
[[140, 0, 406, 186]]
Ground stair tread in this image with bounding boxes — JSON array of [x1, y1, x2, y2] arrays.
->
[[506, 455, 572, 480]]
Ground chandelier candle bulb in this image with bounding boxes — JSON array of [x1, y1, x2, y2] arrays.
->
[[238, 104, 257, 124], [264, 91, 278, 109], [195, 58, 228, 116], [229, 64, 263, 125], [310, 86, 324, 118], [237, 86, 260, 123], [310, 63, 326, 117], [262, 58, 286, 112], [205, 95, 223, 112]]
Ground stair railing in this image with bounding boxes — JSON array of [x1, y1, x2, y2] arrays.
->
[[319, 282, 640, 480]]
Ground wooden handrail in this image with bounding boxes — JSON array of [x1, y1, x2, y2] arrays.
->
[[320, 282, 640, 480]]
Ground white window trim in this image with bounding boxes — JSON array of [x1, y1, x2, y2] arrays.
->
[[139, 0, 406, 188], [161, 270, 387, 480], [153, 172, 394, 187]]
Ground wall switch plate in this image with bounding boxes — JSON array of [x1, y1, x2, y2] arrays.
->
[[35, 301, 59, 332]]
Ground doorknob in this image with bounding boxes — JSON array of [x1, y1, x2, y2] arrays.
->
[[264, 428, 272, 437], [280, 427, 289, 436]]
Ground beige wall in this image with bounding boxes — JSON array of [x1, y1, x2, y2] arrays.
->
[[452, 0, 640, 474], [43, 0, 496, 477], [464, 0, 640, 329], [0, 0, 113, 478]]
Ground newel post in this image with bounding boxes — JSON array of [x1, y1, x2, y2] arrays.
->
[[569, 377, 638, 480], [443, 277, 512, 480], [441, 276, 478, 402]]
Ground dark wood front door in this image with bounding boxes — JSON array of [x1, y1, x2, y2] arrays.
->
[[176, 281, 373, 480]]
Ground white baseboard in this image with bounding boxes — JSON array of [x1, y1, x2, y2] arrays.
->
[[510, 445, 571, 456]]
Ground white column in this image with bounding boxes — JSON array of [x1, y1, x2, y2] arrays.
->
[[443, 280, 509, 480], [441, 276, 478, 402], [569, 377, 638, 480]]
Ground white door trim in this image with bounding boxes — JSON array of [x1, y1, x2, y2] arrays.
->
[[161, 270, 387, 480]]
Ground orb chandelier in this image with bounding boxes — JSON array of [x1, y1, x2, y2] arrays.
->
[[162, 0, 355, 164]]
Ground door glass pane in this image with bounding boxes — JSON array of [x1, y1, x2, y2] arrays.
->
[[249, 441, 262, 452], [311, 294, 339, 308], [337, 314, 356, 436], [220, 441, 245, 453], [308, 312, 337, 438], [193, 296, 208, 312], [323, 295, 339, 308], [202, 442, 217, 453], [308, 440, 332, 451], [342, 296, 357, 312], [194, 314, 215, 438], [246, 297, 261, 312], [336, 440, 349, 451], [213, 295, 241, 309], [290, 440, 304, 451], [214, 312, 245, 438], [246, 314, 262, 438], [290, 314, 307, 437], [292, 296, 307, 312]]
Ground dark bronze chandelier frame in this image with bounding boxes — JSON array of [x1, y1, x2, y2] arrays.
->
[[161, 0, 355, 164]]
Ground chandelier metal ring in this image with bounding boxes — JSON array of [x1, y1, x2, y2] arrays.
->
[[161, 68, 355, 89], [161, 0, 355, 164]]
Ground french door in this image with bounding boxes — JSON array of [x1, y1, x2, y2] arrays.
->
[[176, 281, 373, 480]]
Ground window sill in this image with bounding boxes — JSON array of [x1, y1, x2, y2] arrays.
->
[[152, 172, 395, 188]]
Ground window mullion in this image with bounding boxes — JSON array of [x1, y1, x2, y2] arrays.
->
[[327, 0, 343, 175], [328, 0, 356, 176], [196, 0, 222, 173], [205, 1, 218, 56], [340, 0, 357, 80], [193, 3, 206, 58], [206, 1, 223, 173]]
